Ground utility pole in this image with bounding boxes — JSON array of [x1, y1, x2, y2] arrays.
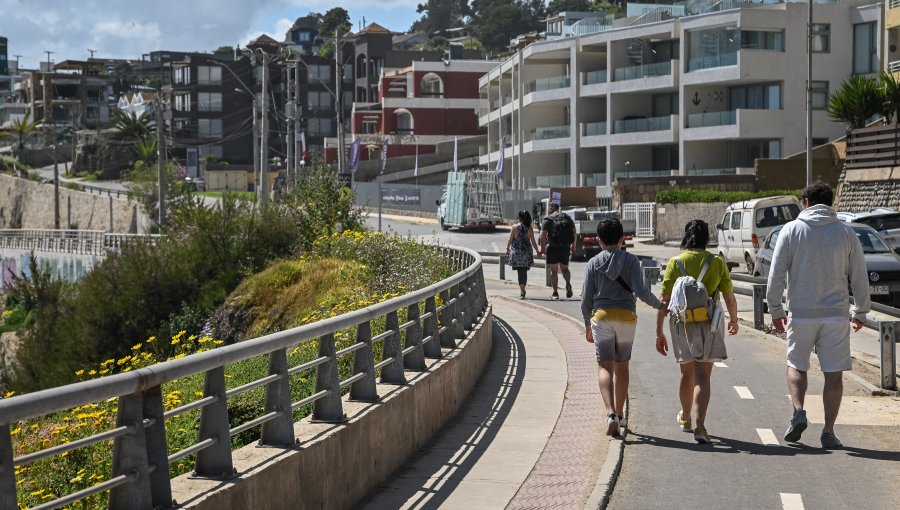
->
[[259, 52, 270, 206], [87, 49, 97, 59], [44, 50, 60, 229], [285, 63, 294, 190], [156, 93, 167, 226], [335, 29, 347, 178], [806, 0, 813, 187]]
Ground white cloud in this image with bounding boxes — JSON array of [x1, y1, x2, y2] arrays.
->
[[291, 0, 419, 11]]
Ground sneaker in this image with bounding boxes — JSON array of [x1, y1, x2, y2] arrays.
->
[[566, 282, 573, 298], [820, 432, 843, 449], [677, 410, 692, 432], [551, 293, 560, 300], [693, 426, 711, 444], [606, 413, 619, 436], [784, 409, 808, 443], [520, 291, 526, 300], [618, 415, 627, 432]]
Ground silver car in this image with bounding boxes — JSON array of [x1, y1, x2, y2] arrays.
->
[[757, 223, 900, 307]]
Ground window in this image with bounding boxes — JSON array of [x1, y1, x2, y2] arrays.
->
[[307, 91, 331, 110], [740, 30, 784, 51], [421, 73, 443, 97], [208, 145, 224, 160], [396, 111, 413, 133], [812, 81, 829, 110], [296, 31, 312, 43], [755, 204, 800, 228], [730, 211, 742, 230], [174, 93, 191, 112], [197, 66, 222, 85], [198, 92, 222, 112], [812, 24, 830, 53], [198, 119, 222, 138], [729, 82, 782, 109], [853, 22, 878, 75], [687, 26, 739, 71], [766, 228, 780, 249], [307, 65, 331, 84], [307, 118, 333, 135], [722, 212, 731, 230], [653, 93, 679, 116], [173, 67, 191, 85]]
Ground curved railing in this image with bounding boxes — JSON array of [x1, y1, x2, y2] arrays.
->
[[0, 246, 486, 510]]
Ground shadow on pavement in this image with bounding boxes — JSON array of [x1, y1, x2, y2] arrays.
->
[[626, 433, 841, 457], [360, 315, 527, 509]]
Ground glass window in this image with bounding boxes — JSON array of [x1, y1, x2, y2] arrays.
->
[[198, 119, 222, 138], [731, 211, 742, 230], [307, 91, 331, 110], [740, 30, 784, 51], [812, 81, 829, 110], [729, 82, 782, 110], [297, 31, 311, 43], [421, 73, 443, 97], [854, 227, 892, 254], [307, 65, 331, 84], [853, 22, 877, 75], [688, 26, 739, 71], [197, 66, 222, 85], [723, 212, 731, 230], [173, 67, 191, 85], [755, 204, 799, 228], [174, 93, 191, 112], [766, 228, 780, 249], [198, 92, 222, 112], [812, 24, 830, 53]]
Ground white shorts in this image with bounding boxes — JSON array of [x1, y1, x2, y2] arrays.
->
[[786, 321, 852, 373], [591, 319, 637, 362]]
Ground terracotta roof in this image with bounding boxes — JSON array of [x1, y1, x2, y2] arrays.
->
[[358, 23, 390, 35], [247, 34, 282, 47]]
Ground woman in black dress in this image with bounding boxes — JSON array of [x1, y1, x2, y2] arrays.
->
[[506, 210, 541, 299]]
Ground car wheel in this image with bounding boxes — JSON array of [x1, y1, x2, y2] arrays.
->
[[720, 253, 733, 272], [440, 218, 449, 231], [745, 253, 756, 276]]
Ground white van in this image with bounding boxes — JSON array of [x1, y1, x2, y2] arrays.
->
[[716, 195, 801, 275]]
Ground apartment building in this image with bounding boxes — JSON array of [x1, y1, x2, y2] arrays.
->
[[17, 60, 114, 130], [479, 0, 882, 190], [886, 0, 900, 74]]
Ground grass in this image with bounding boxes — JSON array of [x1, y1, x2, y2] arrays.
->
[[196, 191, 256, 201], [76, 171, 102, 182], [656, 188, 801, 204]]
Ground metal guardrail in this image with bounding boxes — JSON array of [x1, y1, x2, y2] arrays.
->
[[0, 245, 487, 510], [0, 229, 160, 256]]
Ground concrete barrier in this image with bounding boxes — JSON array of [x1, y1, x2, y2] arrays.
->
[[171, 306, 494, 510]]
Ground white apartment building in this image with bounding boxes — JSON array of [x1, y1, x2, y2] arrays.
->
[[479, 0, 883, 190]]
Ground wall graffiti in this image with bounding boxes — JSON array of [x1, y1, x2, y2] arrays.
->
[[0, 249, 100, 289]]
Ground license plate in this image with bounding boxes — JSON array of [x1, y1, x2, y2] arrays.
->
[[871, 285, 890, 295]]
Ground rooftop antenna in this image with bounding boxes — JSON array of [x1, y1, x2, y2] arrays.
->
[[87, 49, 97, 59]]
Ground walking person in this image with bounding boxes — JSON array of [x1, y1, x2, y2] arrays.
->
[[506, 210, 541, 299], [655, 220, 739, 444], [540, 202, 576, 300], [582, 219, 666, 436], [766, 183, 869, 448]]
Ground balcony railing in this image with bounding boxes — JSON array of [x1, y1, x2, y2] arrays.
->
[[582, 121, 608, 136], [531, 125, 570, 141], [890, 61, 900, 74], [583, 70, 608, 85], [614, 61, 672, 82], [688, 52, 737, 72], [582, 173, 608, 186], [687, 110, 737, 128], [490, 99, 501, 110], [614, 115, 671, 134], [892, 0, 900, 8], [526, 76, 570, 94], [619, 169, 673, 178], [687, 167, 739, 176], [526, 175, 570, 188]]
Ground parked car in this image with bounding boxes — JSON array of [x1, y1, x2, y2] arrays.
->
[[716, 195, 801, 275], [840, 211, 900, 250], [756, 223, 900, 306]]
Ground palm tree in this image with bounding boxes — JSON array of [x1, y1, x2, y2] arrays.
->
[[827, 74, 883, 129], [111, 109, 154, 141], [11, 112, 38, 152], [132, 138, 158, 168], [879, 71, 900, 125]]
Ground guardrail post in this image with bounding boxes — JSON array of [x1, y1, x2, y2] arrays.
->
[[439, 289, 456, 349], [0, 425, 17, 510], [261, 348, 295, 446], [109, 393, 153, 510], [380, 311, 407, 384], [752, 284, 767, 329], [404, 303, 427, 371], [142, 386, 173, 509], [880, 321, 898, 390], [195, 367, 234, 478], [452, 283, 466, 340], [499, 254, 507, 280], [313, 333, 346, 421], [351, 321, 379, 401], [423, 296, 442, 359]]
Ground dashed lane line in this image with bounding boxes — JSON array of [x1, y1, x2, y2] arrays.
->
[[756, 428, 780, 446], [734, 386, 755, 399], [780, 493, 805, 510], [714, 361, 728, 368]]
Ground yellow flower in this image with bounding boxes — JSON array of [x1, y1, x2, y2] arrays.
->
[[88, 370, 97, 375], [171, 338, 180, 345], [147, 336, 156, 343], [132, 343, 142, 351], [75, 369, 85, 376], [31, 489, 44, 496], [3, 391, 14, 398], [213, 340, 223, 345], [195, 391, 204, 397], [10, 427, 19, 436]]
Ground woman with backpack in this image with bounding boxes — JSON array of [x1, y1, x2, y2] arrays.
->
[[506, 210, 541, 299], [655, 220, 739, 444]]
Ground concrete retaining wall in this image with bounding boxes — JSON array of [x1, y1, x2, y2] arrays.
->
[[171, 306, 494, 510], [834, 167, 900, 212], [655, 202, 729, 243], [0, 174, 142, 232]]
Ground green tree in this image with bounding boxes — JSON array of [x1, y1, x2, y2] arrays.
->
[[10, 112, 38, 154], [547, 0, 593, 13], [110, 109, 154, 141], [879, 71, 900, 124], [472, 0, 542, 52], [318, 7, 352, 57], [827, 74, 883, 129], [213, 45, 235, 56], [411, 0, 470, 36]]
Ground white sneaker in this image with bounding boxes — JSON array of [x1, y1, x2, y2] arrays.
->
[[606, 414, 619, 436], [618, 415, 627, 432]]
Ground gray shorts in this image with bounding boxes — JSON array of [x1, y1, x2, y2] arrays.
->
[[787, 321, 852, 372], [591, 319, 637, 362]]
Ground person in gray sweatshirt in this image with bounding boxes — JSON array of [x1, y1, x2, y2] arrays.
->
[[766, 183, 870, 449], [581, 218, 666, 436]]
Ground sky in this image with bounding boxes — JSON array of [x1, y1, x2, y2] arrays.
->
[[0, 0, 423, 69]]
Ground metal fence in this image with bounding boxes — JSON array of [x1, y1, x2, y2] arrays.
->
[[0, 229, 160, 256], [0, 246, 486, 510], [622, 203, 656, 237]]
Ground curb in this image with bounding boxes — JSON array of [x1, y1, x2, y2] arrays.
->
[[491, 294, 627, 510]]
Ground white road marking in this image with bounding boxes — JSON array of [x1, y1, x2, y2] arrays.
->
[[714, 361, 728, 368], [756, 428, 780, 446], [734, 386, 755, 399], [780, 493, 805, 510]]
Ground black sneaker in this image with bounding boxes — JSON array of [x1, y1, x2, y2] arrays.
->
[[784, 409, 808, 443], [551, 293, 560, 300], [520, 291, 526, 300], [566, 283, 573, 298]]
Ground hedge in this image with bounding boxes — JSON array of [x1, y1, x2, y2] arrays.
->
[[656, 188, 801, 204]]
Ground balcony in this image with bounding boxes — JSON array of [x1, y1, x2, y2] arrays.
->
[[687, 52, 737, 72], [687, 110, 736, 128], [531, 125, 570, 141], [525, 125, 571, 153], [581, 173, 608, 186], [525, 175, 571, 188], [615, 115, 670, 134], [526, 76, 570, 93], [582, 122, 608, 137], [614, 61, 671, 82], [583, 70, 607, 86]]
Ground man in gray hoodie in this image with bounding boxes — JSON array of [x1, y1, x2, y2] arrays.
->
[[582, 218, 666, 436], [766, 183, 870, 449]]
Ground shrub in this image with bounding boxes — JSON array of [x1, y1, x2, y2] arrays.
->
[[656, 188, 801, 205]]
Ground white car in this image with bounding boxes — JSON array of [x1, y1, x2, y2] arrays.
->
[[716, 195, 801, 275], [836, 210, 900, 250]]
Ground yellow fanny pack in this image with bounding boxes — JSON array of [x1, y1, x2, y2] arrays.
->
[[592, 308, 638, 323]]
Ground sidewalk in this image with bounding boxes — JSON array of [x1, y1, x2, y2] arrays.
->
[[361, 283, 614, 509]]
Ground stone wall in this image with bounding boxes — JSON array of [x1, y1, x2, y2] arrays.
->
[[613, 175, 757, 208], [0, 174, 144, 232], [834, 167, 900, 212], [655, 202, 730, 243]]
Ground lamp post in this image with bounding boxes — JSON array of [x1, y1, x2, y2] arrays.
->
[[211, 60, 260, 198], [806, 0, 814, 186]]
